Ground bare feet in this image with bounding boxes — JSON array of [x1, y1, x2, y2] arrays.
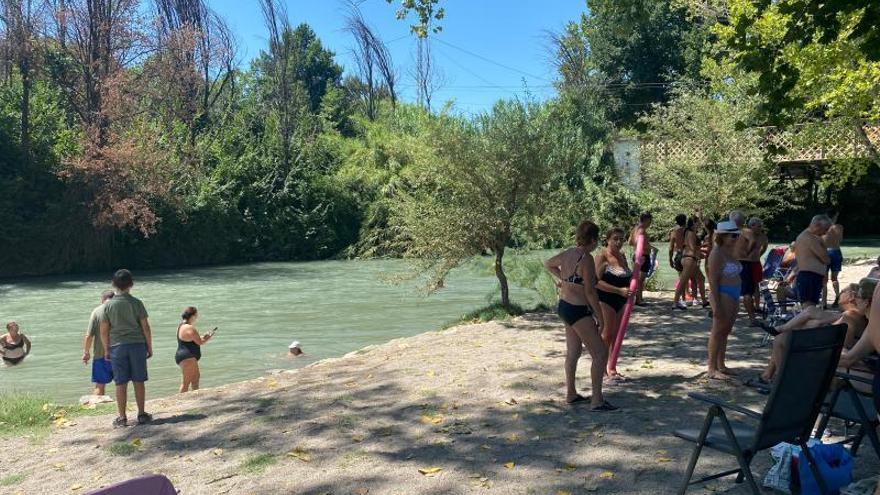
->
[[718, 367, 739, 376], [707, 371, 730, 380]]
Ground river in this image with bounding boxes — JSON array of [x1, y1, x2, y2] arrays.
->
[[0, 258, 540, 404]]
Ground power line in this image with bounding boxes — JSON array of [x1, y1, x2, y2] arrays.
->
[[434, 38, 551, 82]]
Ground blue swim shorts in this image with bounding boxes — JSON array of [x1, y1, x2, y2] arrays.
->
[[827, 248, 843, 273], [91, 357, 114, 385]]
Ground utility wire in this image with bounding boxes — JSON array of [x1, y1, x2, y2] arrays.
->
[[434, 38, 551, 82]]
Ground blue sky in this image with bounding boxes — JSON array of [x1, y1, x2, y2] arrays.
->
[[210, 0, 587, 114]]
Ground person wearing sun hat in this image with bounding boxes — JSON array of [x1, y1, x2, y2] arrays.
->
[[288, 341, 303, 357], [705, 220, 743, 380]]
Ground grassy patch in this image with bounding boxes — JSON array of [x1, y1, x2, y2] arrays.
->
[[0, 394, 55, 436], [443, 302, 526, 329], [240, 453, 278, 475], [108, 442, 137, 456], [0, 473, 27, 486]]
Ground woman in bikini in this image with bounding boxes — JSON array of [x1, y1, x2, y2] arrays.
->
[[1, 322, 31, 366], [544, 220, 617, 411], [706, 221, 742, 379], [673, 217, 708, 310], [175, 307, 213, 393], [595, 228, 632, 382]]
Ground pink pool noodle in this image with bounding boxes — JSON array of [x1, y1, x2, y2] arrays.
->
[[608, 233, 645, 371]]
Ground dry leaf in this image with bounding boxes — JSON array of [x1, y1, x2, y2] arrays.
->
[[480, 444, 491, 450], [420, 414, 443, 425], [212, 448, 224, 456], [556, 491, 572, 495], [599, 471, 615, 479], [503, 462, 515, 469], [131, 438, 142, 447], [504, 398, 518, 405], [70, 484, 83, 491], [564, 464, 577, 472], [657, 457, 673, 463], [418, 467, 443, 476], [354, 487, 369, 495], [351, 434, 364, 443]]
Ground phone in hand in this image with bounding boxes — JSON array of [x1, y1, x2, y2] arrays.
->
[[208, 327, 218, 337]]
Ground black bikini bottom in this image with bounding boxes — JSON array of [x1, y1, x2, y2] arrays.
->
[[557, 299, 594, 326]]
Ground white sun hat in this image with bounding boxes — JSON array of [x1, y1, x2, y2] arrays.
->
[[716, 220, 741, 234], [288, 341, 301, 349]]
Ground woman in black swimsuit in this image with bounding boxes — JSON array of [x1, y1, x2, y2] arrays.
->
[[673, 217, 707, 310], [595, 228, 632, 382], [175, 307, 213, 393], [1, 322, 31, 366], [544, 220, 617, 412]]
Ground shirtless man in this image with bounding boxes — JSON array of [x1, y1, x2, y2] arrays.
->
[[748, 217, 769, 294], [730, 210, 760, 325], [668, 214, 686, 274], [794, 215, 832, 308], [823, 211, 844, 307], [629, 212, 654, 306]]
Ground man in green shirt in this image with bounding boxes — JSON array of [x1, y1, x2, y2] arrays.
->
[[82, 290, 115, 396], [100, 269, 154, 427]]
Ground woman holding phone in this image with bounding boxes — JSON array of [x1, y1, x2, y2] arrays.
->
[[175, 307, 214, 393]]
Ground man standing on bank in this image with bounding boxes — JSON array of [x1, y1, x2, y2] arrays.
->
[[823, 211, 844, 307], [795, 215, 832, 309], [82, 290, 115, 396], [100, 269, 154, 427]]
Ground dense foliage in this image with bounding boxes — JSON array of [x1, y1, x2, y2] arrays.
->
[[1, 0, 878, 285]]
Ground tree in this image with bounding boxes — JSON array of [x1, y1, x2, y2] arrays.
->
[[385, 0, 443, 111], [393, 99, 579, 307], [639, 83, 780, 227], [720, 0, 880, 166], [554, 0, 708, 128], [345, 1, 397, 120]]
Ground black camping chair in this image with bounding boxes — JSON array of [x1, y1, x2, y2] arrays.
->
[[673, 324, 847, 494], [813, 368, 880, 460]]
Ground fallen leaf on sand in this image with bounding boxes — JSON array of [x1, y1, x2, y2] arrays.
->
[[655, 449, 668, 455], [503, 462, 515, 469], [426, 370, 436, 377], [287, 447, 311, 462], [212, 448, 224, 456], [351, 434, 365, 443], [131, 438, 142, 447], [504, 433, 520, 443], [557, 491, 572, 495], [418, 467, 443, 476], [504, 398, 518, 405], [657, 457, 673, 463], [564, 464, 577, 472], [354, 487, 369, 495], [599, 471, 615, 479], [70, 484, 83, 491], [53, 463, 66, 470], [480, 444, 491, 450], [420, 414, 443, 425]]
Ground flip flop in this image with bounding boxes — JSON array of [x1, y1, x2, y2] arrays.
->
[[743, 376, 771, 389], [566, 394, 591, 404], [137, 412, 153, 425], [590, 401, 620, 412]]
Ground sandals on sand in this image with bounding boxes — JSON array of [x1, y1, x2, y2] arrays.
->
[[112, 416, 127, 428], [137, 412, 153, 425], [590, 401, 619, 412], [566, 394, 591, 404]]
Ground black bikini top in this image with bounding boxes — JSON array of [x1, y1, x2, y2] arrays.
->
[[565, 252, 586, 285], [1, 336, 24, 349]]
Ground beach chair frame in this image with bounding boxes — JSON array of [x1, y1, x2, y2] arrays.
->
[[673, 324, 847, 494], [813, 370, 880, 460]]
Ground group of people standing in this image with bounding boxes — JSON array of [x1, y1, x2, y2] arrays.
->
[[544, 209, 858, 404]]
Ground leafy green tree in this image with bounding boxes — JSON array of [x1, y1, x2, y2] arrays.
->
[[720, 0, 880, 165], [385, 0, 444, 38], [556, 0, 708, 128], [392, 99, 581, 307]]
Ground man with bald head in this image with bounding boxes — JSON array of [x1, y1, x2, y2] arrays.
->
[[730, 210, 761, 324], [794, 215, 832, 308]]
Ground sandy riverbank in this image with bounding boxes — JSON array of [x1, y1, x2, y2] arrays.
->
[[1, 262, 877, 495]]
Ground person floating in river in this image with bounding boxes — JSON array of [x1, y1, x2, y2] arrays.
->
[[288, 341, 304, 357], [82, 290, 115, 395], [1, 321, 31, 366], [544, 220, 617, 412], [175, 307, 213, 393]]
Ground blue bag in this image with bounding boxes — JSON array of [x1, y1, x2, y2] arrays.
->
[[797, 443, 854, 495]]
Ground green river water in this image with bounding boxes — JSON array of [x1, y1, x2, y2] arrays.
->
[[0, 259, 540, 404]]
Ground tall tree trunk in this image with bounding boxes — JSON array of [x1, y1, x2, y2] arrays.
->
[[494, 245, 509, 308], [20, 63, 30, 166]]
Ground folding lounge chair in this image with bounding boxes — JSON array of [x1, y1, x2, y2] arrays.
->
[[85, 474, 178, 495], [762, 247, 787, 281], [757, 280, 800, 346], [673, 324, 847, 494], [813, 366, 880, 460]]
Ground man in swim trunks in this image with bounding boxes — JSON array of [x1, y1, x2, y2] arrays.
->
[[82, 290, 115, 396], [730, 210, 759, 324], [629, 212, 654, 306], [823, 211, 844, 307], [794, 215, 832, 309]]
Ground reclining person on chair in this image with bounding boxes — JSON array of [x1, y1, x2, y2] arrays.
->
[[754, 278, 875, 386]]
